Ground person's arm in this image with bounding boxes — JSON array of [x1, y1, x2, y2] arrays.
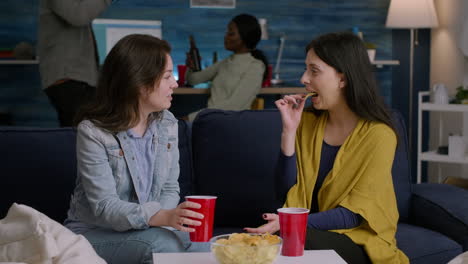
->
[[207, 60, 264, 110], [275, 152, 297, 203], [186, 62, 220, 85], [49, 0, 112, 26], [307, 207, 362, 230], [77, 122, 162, 232]]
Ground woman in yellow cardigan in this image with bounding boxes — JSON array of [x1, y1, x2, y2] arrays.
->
[[245, 32, 409, 264]]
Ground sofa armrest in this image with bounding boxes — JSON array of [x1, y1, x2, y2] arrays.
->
[[410, 183, 468, 250]]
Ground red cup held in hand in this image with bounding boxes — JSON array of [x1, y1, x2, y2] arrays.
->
[[185, 195, 217, 242], [277, 207, 309, 257]]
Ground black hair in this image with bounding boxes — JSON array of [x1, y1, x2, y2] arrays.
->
[[232, 13, 269, 81], [306, 32, 397, 140]]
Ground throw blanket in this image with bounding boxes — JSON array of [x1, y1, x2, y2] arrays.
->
[[448, 251, 468, 264], [0, 203, 105, 264], [284, 112, 409, 264]]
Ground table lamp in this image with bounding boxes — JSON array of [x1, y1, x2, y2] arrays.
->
[[386, 0, 439, 154]]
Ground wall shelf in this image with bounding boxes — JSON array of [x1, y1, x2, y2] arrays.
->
[[372, 60, 399, 68], [0, 59, 39, 65], [175, 87, 306, 95]]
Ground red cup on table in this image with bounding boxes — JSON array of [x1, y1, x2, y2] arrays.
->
[[262, 64, 273, 87], [177, 64, 187, 86], [277, 207, 310, 256], [185, 195, 217, 242]]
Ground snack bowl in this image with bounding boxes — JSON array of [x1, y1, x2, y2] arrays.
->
[[210, 233, 282, 264]]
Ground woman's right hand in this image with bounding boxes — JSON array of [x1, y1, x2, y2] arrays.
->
[[149, 201, 204, 232], [275, 94, 307, 134], [244, 213, 280, 234]]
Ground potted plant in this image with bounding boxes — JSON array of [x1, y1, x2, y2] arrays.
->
[[455, 85, 468, 104], [365, 42, 377, 62]]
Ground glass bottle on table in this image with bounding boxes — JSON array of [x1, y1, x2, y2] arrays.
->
[[188, 35, 201, 71], [212, 51, 218, 64]]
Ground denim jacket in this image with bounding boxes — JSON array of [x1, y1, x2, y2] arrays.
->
[[66, 110, 180, 232]]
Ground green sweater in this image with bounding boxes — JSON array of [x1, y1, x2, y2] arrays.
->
[[186, 52, 265, 121]]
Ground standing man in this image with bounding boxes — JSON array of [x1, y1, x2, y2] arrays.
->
[[38, 0, 113, 127]]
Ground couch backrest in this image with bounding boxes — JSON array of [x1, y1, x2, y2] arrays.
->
[[190, 109, 413, 226], [191, 109, 284, 228], [391, 110, 412, 222], [0, 122, 195, 223], [177, 119, 194, 201], [0, 127, 77, 223]]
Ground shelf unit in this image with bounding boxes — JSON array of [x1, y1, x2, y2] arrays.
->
[[417, 91, 468, 183]]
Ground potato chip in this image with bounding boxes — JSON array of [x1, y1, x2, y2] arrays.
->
[[304, 92, 317, 100]]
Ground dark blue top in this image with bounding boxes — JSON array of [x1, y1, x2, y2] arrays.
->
[[276, 141, 362, 230]]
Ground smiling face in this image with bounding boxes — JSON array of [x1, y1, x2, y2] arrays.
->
[[139, 54, 178, 115], [224, 21, 247, 53], [300, 49, 346, 111]]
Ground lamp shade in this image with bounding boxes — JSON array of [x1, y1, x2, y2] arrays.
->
[[386, 0, 439, 28]]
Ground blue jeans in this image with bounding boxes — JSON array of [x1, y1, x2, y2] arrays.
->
[[82, 227, 211, 264]]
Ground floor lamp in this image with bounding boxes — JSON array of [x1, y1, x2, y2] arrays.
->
[[385, 0, 439, 154], [271, 35, 286, 85]]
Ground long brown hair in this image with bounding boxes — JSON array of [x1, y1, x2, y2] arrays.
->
[[75, 34, 171, 132], [306, 32, 397, 140]]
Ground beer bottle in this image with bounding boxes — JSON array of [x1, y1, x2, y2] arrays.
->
[[189, 35, 201, 71]]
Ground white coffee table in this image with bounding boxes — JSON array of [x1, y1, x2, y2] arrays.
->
[[153, 250, 346, 263]]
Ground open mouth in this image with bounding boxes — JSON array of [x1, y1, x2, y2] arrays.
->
[[304, 92, 318, 100]]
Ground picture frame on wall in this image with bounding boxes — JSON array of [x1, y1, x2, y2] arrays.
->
[[190, 0, 235, 8]]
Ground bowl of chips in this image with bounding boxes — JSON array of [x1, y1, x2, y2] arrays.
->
[[210, 233, 282, 264]]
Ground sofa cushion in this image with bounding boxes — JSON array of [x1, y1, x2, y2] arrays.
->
[[411, 183, 468, 250], [396, 223, 462, 264], [192, 109, 283, 228], [0, 127, 77, 223]]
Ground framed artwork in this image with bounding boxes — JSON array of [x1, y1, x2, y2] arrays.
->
[[92, 19, 162, 65], [190, 0, 235, 8]]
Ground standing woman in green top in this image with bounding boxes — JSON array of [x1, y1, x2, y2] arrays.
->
[[185, 13, 269, 121]]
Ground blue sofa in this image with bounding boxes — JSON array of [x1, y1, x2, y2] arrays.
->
[[1, 109, 467, 263]]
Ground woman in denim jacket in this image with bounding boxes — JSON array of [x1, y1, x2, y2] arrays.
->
[[64, 34, 210, 264]]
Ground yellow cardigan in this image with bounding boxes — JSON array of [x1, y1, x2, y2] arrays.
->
[[284, 112, 409, 264]]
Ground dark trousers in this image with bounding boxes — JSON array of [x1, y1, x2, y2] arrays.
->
[[45, 80, 95, 127], [305, 228, 371, 264]]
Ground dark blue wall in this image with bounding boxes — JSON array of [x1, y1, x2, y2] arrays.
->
[[391, 29, 431, 182], [0, 0, 431, 178], [0, 0, 401, 125], [0, 0, 431, 181]]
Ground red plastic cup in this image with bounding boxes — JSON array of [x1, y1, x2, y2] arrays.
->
[[262, 64, 273, 87], [177, 64, 187, 86], [277, 207, 310, 256], [185, 195, 217, 242]]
